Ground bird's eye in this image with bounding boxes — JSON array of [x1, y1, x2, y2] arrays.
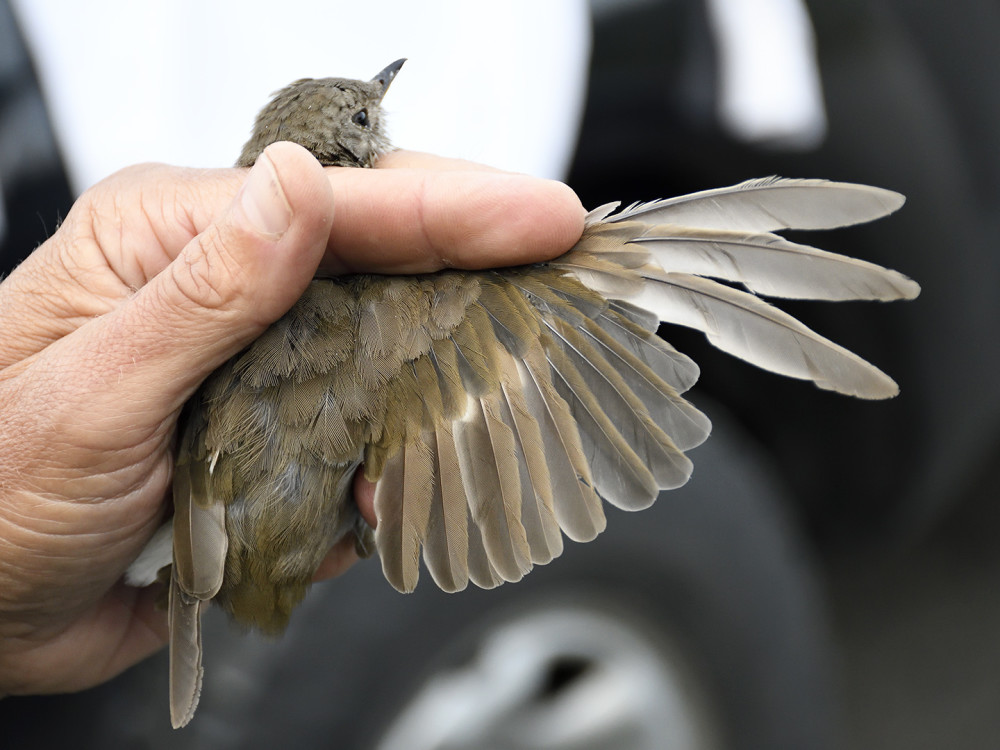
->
[[352, 108, 369, 128]]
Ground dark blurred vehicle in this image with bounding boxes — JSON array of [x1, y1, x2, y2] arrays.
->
[[573, 0, 1000, 547], [4, 2, 998, 749]]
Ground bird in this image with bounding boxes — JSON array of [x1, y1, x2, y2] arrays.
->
[[125, 58, 920, 728]]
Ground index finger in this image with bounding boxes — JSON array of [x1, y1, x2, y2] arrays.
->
[[321, 157, 585, 275]]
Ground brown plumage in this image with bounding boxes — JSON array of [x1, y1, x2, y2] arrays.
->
[[123, 59, 920, 727]]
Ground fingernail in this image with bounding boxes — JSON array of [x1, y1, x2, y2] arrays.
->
[[239, 151, 292, 237]]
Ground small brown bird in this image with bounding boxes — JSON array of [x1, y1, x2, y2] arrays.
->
[[127, 59, 920, 727]]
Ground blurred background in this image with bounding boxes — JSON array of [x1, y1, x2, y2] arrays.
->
[[2, 1, 999, 748]]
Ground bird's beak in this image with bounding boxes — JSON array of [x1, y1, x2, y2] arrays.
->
[[372, 58, 406, 102]]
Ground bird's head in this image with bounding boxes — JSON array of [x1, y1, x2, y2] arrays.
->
[[237, 58, 405, 168]]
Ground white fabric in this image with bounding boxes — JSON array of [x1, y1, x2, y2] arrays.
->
[[11, 0, 591, 193], [706, 0, 826, 149]]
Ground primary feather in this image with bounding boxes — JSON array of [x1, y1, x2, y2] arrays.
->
[[610, 176, 905, 231], [631, 225, 920, 301]]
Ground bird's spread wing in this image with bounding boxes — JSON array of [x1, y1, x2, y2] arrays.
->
[[372, 178, 919, 594]]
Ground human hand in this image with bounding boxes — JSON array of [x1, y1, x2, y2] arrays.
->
[[0, 142, 584, 697]]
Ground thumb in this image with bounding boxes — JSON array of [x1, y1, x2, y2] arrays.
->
[[69, 142, 335, 425]]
